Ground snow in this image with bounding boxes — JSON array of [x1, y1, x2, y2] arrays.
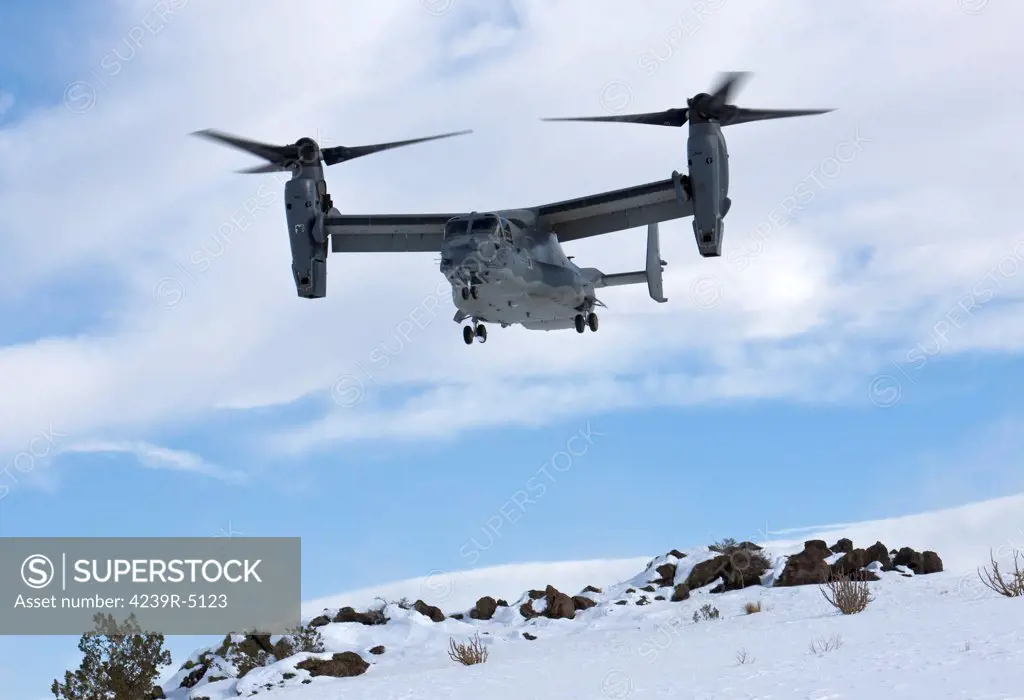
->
[[163, 492, 1024, 699]]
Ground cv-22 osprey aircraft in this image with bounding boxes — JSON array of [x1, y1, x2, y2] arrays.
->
[[193, 73, 832, 344]]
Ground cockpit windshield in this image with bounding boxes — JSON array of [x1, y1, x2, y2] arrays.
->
[[445, 215, 499, 239], [444, 218, 468, 239], [470, 216, 498, 233]]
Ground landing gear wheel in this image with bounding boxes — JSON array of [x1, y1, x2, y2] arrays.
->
[[461, 287, 470, 301], [574, 315, 586, 333], [470, 286, 479, 299], [587, 313, 599, 332], [475, 323, 487, 343], [463, 325, 474, 345]]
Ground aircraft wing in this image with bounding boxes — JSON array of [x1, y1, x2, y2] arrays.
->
[[325, 214, 459, 252], [532, 174, 693, 242]]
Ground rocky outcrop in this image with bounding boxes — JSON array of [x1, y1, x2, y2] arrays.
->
[[296, 651, 368, 678], [470, 596, 498, 620], [413, 599, 445, 623], [892, 547, 944, 574], [686, 542, 770, 592], [520, 585, 576, 620], [775, 540, 833, 586]]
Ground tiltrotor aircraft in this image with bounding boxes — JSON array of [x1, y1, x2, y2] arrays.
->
[[193, 72, 832, 344]]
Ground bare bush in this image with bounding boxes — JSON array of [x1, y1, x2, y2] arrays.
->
[[977, 549, 1024, 597], [448, 633, 488, 666], [743, 600, 762, 614], [692, 603, 720, 622], [709, 537, 737, 553], [809, 634, 842, 654], [735, 648, 754, 664], [820, 572, 873, 614], [364, 598, 390, 625]]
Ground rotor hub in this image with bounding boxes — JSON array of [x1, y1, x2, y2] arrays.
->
[[295, 138, 321, 165]]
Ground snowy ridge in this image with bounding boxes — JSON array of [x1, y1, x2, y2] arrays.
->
[[162, 492, 1024, 699]]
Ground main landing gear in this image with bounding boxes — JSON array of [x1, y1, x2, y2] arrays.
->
[[463, 322, 487, 345], [574, 312, 598, 334]]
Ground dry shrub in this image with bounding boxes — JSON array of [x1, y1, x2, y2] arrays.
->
[[977, 549, 1024, 597], [809, 634, 842, 654], [692, 603, 720, 622], [743, 600, 762, 614], [735, 648, 754, 664], [448, 633, 488, 666], [820, 572, 873, 614]]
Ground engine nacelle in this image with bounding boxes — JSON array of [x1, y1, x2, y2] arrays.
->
[[284, 177, 328, 298]]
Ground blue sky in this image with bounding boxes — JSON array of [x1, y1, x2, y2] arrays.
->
[[1, 1, 1022, 698]]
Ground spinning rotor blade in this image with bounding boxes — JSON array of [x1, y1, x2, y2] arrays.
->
[[541, 72, 832, 129], [192, 129, 295, 165], [705, 71, 750, 109], [721, 107, 834, 126], [321, 129, 472, 166], [191, 128, 473, 173], [542, 107, 689, 127]]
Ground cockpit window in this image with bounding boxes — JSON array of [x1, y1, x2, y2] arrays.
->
[[470, 216, 498, 232], [444, 219, 469, 239]]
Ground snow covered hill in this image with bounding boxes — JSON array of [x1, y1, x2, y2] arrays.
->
[[162, 494, 1024, 699]]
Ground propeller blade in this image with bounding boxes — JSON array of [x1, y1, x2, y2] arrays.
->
[[723, 107, 835, 126], [542, 108, 689, 127], [706, 71, 751, 108], [191, 129, 294, 164], [236, 162, 291, 174], [321, 129, 473, 166]]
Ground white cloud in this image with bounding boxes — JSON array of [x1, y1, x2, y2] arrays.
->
[[0, 0, 1022, 465], [54, 440, 245, 483]]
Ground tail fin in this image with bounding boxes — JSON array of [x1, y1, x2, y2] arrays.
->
[[582, 223, 667, 303], [646, 222, 667, 303]]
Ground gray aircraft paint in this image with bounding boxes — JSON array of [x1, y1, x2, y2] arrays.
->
[[192, 72, 832, 343]]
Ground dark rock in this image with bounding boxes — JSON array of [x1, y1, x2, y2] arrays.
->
[[572, 595, 597, 611], [668, 549, 686, 558], [369, 645, 385, 655], [308, 615, 331, 628], [775, 540, 833, 587], [922, 551, 943, 574], [523, 632, 537, 640], [615, 600, 627, 605], [413, 599, 445, 623], [582, 585, 602, 594], [830, 538, 854, 554], [496, 599, 509, 607], [333, 606, 386, 626], [892, 547, 943, 575], [527, 589, 546, 600], [470, 596, 498, 620], [296, 651, 368, 678], [641, 585, 656, 592], [149, 686, 166, 699], [687, 544, 770, 592], [626, 588, 636, 593], [653, 563, 677, 587], [451, 612, 464, 620], [865, 541, 893, 570], [670, 584, 690, 602], [543, 585, 576, 620], [892, 547, 923, 572], [654, 595, 665, 601]]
